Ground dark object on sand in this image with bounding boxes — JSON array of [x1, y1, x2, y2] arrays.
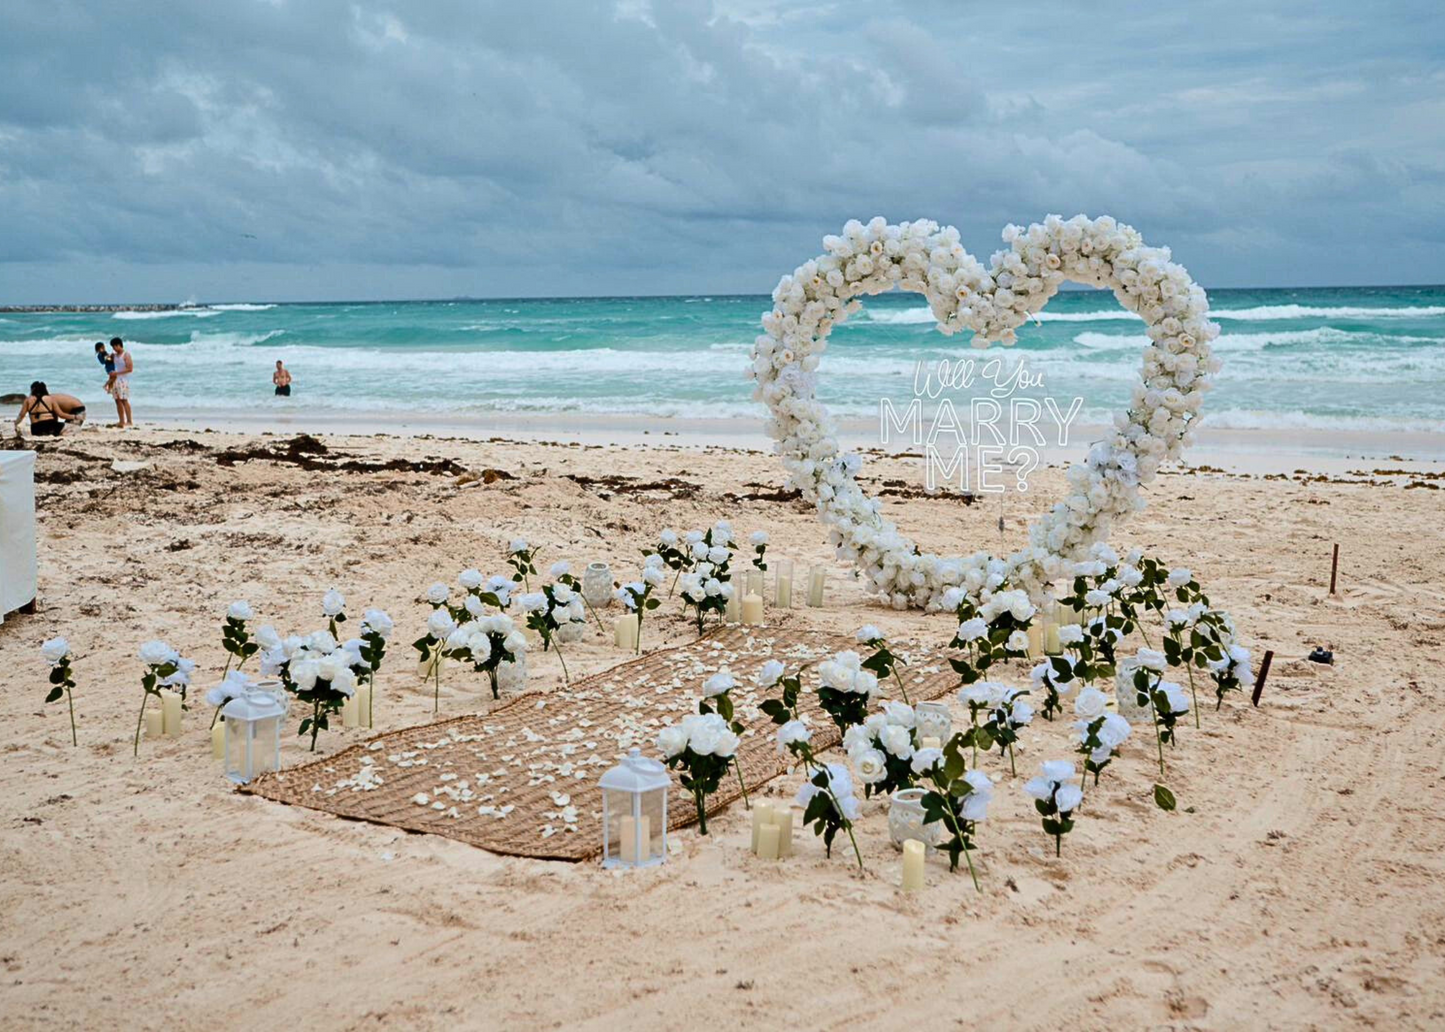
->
[[0, 393, 25, 405], [1251, 649, 1274, 706], [1307, 647, 1333, 665]]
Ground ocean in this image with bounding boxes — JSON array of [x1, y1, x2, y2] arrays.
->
[[2, 286, 1443, 433]]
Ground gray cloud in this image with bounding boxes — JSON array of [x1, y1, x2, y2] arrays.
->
[[0, 0, 1441, 302]]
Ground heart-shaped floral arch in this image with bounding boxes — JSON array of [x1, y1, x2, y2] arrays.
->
[[748, 214, 1222, 610]]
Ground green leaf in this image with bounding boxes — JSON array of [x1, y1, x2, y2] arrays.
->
[[1153, 784, 1177, 811], [45, 686, 63, 703]]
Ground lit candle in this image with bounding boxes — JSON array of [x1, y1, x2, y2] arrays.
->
[[613, 614, 638, 650], [774, 806, 794, 857], [145, 708, 164, 739], [920, 736, 941, 751], [901, 838, 925, 891], [750, 801, 776, 853], [757, 822, 781, 860], [211, 719, 225, 760], [775, 559, 793, 608], [160, 689, 183, 737], [356, 683, 373, 729], [741, 593, 764, 626], [807, 567, 826, 607]]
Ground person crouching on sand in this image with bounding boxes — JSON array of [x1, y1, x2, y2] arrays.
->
[[273, 360, 292, 397], [104, 337, 134, 428], [12, 381, 86, 437]]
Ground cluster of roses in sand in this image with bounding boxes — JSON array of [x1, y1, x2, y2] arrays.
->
[[749, 214, 1222, 610], [654, 539, 1250, 888]]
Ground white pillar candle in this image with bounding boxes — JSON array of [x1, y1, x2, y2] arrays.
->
[[920, 736, 941, 751], [775, 560, 793, 608], [807, 567, 826, 607], [725, 590, 742, 623], [211, 719, 225, 760], [1026, 622, 1044, 660], [901, 838, 926, 891], [750, 801, 776, 853], [417, 647, 446, 681], [356, 683, 373, 729], [618, 814, 650, 863], [613, 614, 638, 650], [1044, 615, 1062, 655], [145, 708, 164, 739], [757, 823, 781, 860], [741, 593, 764, 626], [160, 690, 183, 737], [774, 806, 794, 857], [341, 694, 359, 729]]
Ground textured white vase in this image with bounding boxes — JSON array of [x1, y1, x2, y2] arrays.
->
[[582, 562, 613, 608]]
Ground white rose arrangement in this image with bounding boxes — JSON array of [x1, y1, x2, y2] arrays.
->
[[978, 683, 1034, 776], [445, 612, 527, 703], [758, 662, 864, 869], [814, 649, 879, 736], [356, 607, 393, 726], [750, 215, 1223, 610], [1122, 647, 1191, 809], [1023, 760, 1085, 857], [413, 606, 458, 710], [843, 701, 917, 797], [855, 624, 911, 703], [677, 521, 736, 634], [521, 581, 586, 682], [1073, 687, 1131, 797], [656, 710, 740, 836], [550, 560, 608, 634], [697, 670, 753, 806], [648, 527, 690, 597], [41, 636, 78, 746], [505, 538, 539, 590], [945, 575, 1036, 686], [278, 630, 357, 751], [915, 738, 994, 889]]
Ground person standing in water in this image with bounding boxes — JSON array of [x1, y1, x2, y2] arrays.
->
[[273, 360, 292, 397], [104, 337, 134, 428]]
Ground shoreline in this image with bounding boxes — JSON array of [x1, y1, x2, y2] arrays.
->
[[102, 406, 1445, 475]]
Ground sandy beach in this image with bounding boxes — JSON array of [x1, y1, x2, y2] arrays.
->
[[2, 424, 1442, 1030]]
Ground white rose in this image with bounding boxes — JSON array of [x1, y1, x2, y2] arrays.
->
[[458, 569, 484, 590], [878, 724, 913, 759], [322, 589, 345, 617], [856, 624, 882, 642], [1006, 630, 1030, 653], [853, 748, 887, 784], [657, 724, 689, 758], [427, 610, 457, 639], [41, 636, 70, 663], [1055, 784, 1083, 814], [956, 617, 987, 642], [426, 583, 450, 605], [1074, 688, 1108, 720], [227, 600, 254, 621], [703, 672, 735, 697], [1057, 624, 1084, 645], [361, 609, 393, 637], [757, 659, 785, 687], [910, 747, 943, 774], [138, 640, 178, 667], [776, 719, 811, 753], [1137, 647, 1167, 672], [1041, 759, 1077, 782], [509, 539, 529, 554]]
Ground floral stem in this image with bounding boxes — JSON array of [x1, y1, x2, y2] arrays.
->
[[582, 595, 607, 635], [1007, 742, 1016, 777], [65, 688, 77, 746], [1146, 679, 1167, 778], [554, 639, 569, 683], [695, 788, 708, 834], [1186, 662, 1201, 729], [309, 702, 322, 751], [892, 668, 911, 705], [733, 758, 750, 809], [433, 660, 441, 713], [133, 692, 148, 757]]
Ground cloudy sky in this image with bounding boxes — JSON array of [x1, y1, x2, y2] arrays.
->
[[2, 0, 1442, 302]]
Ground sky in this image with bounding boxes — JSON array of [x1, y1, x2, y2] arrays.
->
[[1, 0, 1443, 303]]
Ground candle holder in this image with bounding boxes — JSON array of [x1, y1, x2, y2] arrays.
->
[[775, 558, 794, 608], [888, 788, 939, 852], [221, 688, 287, 785], [582, 562, 613, 609], [914, 701, 952, 743], [600, 748, 670, 869]]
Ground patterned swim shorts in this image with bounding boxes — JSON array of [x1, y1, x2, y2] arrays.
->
[[112, 378, 130, 400]]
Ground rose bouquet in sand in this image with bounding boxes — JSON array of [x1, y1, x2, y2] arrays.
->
[[944, 578, 1036, 686], [322, 589, 346, 638], [42, 636, 78, 746], [506, 539, 539, 590], [915, 739, 993, 888], [355, 607, 393, 725], [414, 607, 457, 710], [1023, 760, 1083, 857], [519, 582, 584, 681], [1121, 647, 1189, 809], [759, 663, 864, 869], [814, 650, 878, 735], [855, 625, 911, 703], [657, 711, 739, 835], [1072, 687, 1130, 792], [614, 555, 665, 653], [977, 683, 1034, 775], [843, 701, 917, 797], [266, 630, 356, 751], [219, 600, 260, 680], [677, 521, 736, 633], [133, 640, 193, 756], [648, 528, 691, 597], [696, 670, 753, 805], [1029, 653, 1079, 721], [550, 561, 607, 633], [446, 613, 527, 702]]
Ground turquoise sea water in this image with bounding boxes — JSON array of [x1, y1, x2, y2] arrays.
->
[[2, 286, 1443, 432]]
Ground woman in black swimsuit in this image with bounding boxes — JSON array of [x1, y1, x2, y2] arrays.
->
[[12, 381, 86, 437]]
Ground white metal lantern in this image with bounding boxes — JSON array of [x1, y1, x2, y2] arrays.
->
[[221, 688, 287, 784], [599, 747, 669, 869]]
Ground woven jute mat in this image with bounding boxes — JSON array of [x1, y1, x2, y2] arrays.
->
[[241, 625, 961, 861]]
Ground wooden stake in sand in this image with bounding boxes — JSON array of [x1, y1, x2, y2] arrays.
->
[[1329, 543, 1340, 595], [1251, 649, 1274, 707]]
